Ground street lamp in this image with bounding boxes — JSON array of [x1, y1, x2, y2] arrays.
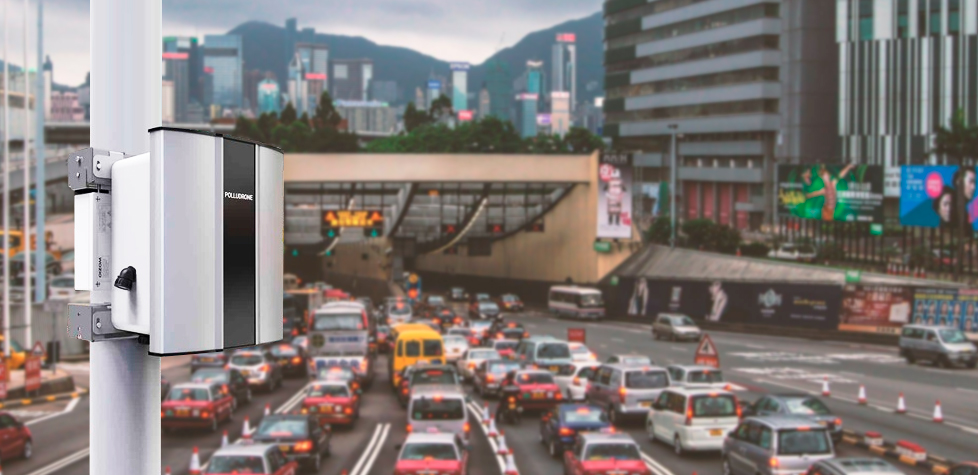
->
[[668, 124, 678, 248]]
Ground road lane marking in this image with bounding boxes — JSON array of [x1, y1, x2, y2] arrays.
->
[[741, 344, 767, 350], [466, 402, 509, 471], [956, 387, 978, 394], [26, 396, 82, 427], [611, 337, 625, 343], [669, 346, 685, 351], [351, 423, 391, 475], [24, 448, 90, 475], [641, 452, 676, 475]]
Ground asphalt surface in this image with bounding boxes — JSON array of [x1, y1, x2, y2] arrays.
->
[[5, 306, 964, 475]]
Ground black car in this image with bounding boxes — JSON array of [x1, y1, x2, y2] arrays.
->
[[490, 320, 527, 337], [252, 413, 331, 472], [430, 306, 464, 331], [375, 325, 392, 353], [269, 343, 308, 377], [190, 367, 253, 408]]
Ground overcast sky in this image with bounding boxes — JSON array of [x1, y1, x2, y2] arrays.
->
[[1, 0, 601, 86]]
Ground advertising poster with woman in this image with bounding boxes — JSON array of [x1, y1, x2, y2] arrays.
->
[[900, 165, 978, 229], [597, 152, 634, 239], [911, 288, 978, 337]]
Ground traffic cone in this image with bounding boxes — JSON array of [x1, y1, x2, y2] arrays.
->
[[822, 377, 831, 397], [896, 393, 907, 414], [264, 403, 271, 416], [482, 403, 490, 425], [242, 416, 252, 438], [504, 449, 519, 475], [933, 400, 944, 423], [221, 430, 229, 447], [497, 430, 509, 455], [189, 447, 202, 475], [163, 466, 170, 475], [858, 385, 867, 405], [487, 415, 499, 438]]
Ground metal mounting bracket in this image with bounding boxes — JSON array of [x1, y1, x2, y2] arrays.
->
[[67, 148, 125, 191], [67, 303, 137, 342]]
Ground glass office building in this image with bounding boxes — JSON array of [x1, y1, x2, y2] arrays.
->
[[203, 34, 243, 110]]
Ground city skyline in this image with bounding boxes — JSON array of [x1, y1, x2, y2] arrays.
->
[[1, 0, 602, 86]]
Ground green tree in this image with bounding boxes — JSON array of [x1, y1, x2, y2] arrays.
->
[[932, 108, 978, 166], [681, 219, 716, 249], [523, 133, 568, 154], [564, 127, 605, 154], [429, 94, 454, 122], [312, 91, 343, 130], [232, 115, 263, 143], [280, 102, 298, 125], [404, 103, 433, 132], [712, 225, 743, 254], [256, 112, 278, 142], [646, 218, 672, 245]]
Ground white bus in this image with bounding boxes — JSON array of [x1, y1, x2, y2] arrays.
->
[[548, 286, 605, 319]]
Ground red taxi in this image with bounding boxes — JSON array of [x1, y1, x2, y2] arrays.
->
[[302, 380, 360, 427], [162, 382, 234, 432], [204, 442, 299, 475], [563, 432, 650, 475], [394, 432, 469, 475], [504, 369, 563, 410], [0, 412, 33, 460]]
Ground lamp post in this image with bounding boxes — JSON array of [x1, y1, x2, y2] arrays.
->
[[668, 124, 678, 248]]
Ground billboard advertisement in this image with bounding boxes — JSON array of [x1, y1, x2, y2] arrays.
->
[[777, 164, 884, 223], [449, 62, 470, 71], [616, 279, 841, 330], [597, 152, 633, 239], [911, 287, 978, 336], [839, 284, 913, 335], [899, 165, 978, 229]]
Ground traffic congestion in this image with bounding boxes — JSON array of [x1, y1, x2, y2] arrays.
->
[[137, 278, 976, 475]]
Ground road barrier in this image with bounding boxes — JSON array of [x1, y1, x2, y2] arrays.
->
[[839, 428, 955, 474]]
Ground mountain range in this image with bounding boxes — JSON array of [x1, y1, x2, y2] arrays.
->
[[229, 11, 604, 107]]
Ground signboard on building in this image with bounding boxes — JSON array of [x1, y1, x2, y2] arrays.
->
[[536, 114, 552, 126], [884, 166, 902, 198], [449, 62, 470, 71], [516, 93, 539, 101], [457, 110, 474, 121], [777, 164, 884, 223], [556, 33, 577, 43], [839, 284, 912, 335], [910, 287, 978, 337], [899, 165, 978, 229], [596, 152, 633, 239], [322, 210, 384, 228], [427, 80, 441, 90], [305, 72, 327, 81]]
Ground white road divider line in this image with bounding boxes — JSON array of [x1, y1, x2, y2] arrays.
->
[[641, 452, 675, 475], [466, 401, 510, 473], [26, 395, 82, 426], [611, 337, 625, 343], [24, 448, 90, 475], [350, 423, 391, 475]]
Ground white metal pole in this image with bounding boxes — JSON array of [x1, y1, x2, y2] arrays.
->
[[2, 0, 10, 357], [34, 0, 43, 304], [22, 0, 30, 347], [669, 124, 677, 248], [90, 0, 161, 472]]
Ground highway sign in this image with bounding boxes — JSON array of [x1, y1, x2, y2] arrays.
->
[[323, 210, 384, 228], [567, 328, 586, 343], [694, 334, 720, 368]]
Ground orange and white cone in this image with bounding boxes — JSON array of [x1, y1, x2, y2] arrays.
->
[[189, 447, 202, 475], [163, 466, 171, 475], [933, 400, 944, 423], [221, 430, 229, 447], [487, 415, 499, 438], [497, 430, 509, 455], [482, 403, 490, 425], [822, 377, 831, 397], [242, 416, 252, 438], [896, 393, 907, 414], [857, 385, 867, 405], [504, 449, 519, 475], [264, 403, 271, 416]]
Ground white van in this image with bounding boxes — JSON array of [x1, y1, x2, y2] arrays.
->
[[646, 388, 741, 456], [548, 286, 605, 319], [407, 385, 470, 442]]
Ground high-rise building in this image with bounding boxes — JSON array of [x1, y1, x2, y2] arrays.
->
[[162, 79, 175, 123], [518, 93, 539, 138], [415, 87, 426, 111], [485, 59, 512, 121], [426, 79, 442, 109], [551, 91, 571, 136], [257, 78, 281, 115], [478, 84, 490, 119], [163, 51, 190, 122], [203, 34, 244, 109], [603, 0, 838, 230], [288, 43, 330, 116], [370, 80, 399, 104], [49, 91, 85, 122], [450, 62, 470, 113], [164, 36, 203, 104], [334, 100, 398, 135], [331, 59, 373, 101], [552, 33, 577, 113], [243, 69, 264, 113], [837, 0, 975, 166], [201, 67, 214, 109]]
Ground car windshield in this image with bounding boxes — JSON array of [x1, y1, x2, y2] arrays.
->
[[939, 329, 969, 343], [230, 354, 263, 366], [313, 313, 363, 331], [502, 295, 518, 302], [625, 370, 669, 389], [471, 321, 492, 330], [621, 356, 652, 365], [783, 397, 832, 415], [472, 350, 500, 360], [477, 294, 490, 301], [448, 329, 470, 336], [584, 443, 641, 461], [423, 339, 443, 356], [269, 345, 299, 357], [692, 395, 737, 417], [478, 302, 499, 312], [308, 384, 350, 398], [777, 429, 832, 455], [494, 341, 518, 351], [489, 362, 521, 374], [671, 316, 696, 326], [167, 387, 209, 401], [411, 398, 465, 420], [538, 343, 571, 358], [191, 369, 228, 383], [443, 336, 466, 346], [411, 369, 457, 385], [377, 325, 390, 333], [688, 370, 724, 383], [429, 296, 445, 305], [562, 407, 608, 424], [256, 417, 308, 438], [208, 456, 266, 473], [518, 372, 555, 384], [400, 443, 458, 461], [580, 294, 603, 308]]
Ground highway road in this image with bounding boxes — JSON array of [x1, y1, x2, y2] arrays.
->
[[4, 305, 965, 475]]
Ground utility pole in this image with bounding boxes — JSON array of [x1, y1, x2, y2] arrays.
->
[[2, 0, 10, 357], [22, 0, 31, 346], [668, 124, 678, 248], [34, 0, 44, 304], [89, 0, 161, 472]]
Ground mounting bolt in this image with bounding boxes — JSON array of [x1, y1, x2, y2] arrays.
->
[[95, 318, 102, 330], [95, 160, 101, 171]]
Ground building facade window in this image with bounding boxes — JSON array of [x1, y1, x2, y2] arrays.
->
[[858, 0, 874, 40], [607, 4, 780, 49], [606, 67, 780, 100], [606, 0, 713, 26], [897, 0, 910, 38], [604, 98, 779, 122], [606, 35, 780, 73]]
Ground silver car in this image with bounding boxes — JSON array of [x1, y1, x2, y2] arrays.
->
[[227, 349, 284, 392], [407, 385, 470, 442], [723, 416, 835, 475], [652, 313, 702, 342], [443, 335, 470, 363], [667, 364, 729, 390], [747, 394, 843, 442], [805, 458, 905, 475], [899, 324, 977, 369], [586, 364, 671, 425]]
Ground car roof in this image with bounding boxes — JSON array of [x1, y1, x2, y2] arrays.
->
[[411, 384, 466, 397], [517, 369, 555, 376], [667, 364, 717, 371], [663, 387, 735, 397], [411, 364, 458, 373], [579, 432, 635, 444], [212, 442, 273, 457], [768, 393, 820, 400], [747, 415, 831, 429], [310, 380, 350, 388], [557, 403, 602, 413], [316, 302, 365, 313], [603, 364, 667, 372], [404, 432, 458, 444], [171, 382, 214, 390], [491, 339, 519, 345], [903, 324, 955, 330], [523, 335, 561, 343]]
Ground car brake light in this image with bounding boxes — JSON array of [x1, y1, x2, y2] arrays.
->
[[464, 423, 470, 432], [201, 411, 210, 419], [573, 377, 580, 386], [735, 398, 743, 418], [360, 360, 368, 371], [559, 427, 574, 436], [555, 392, 563, 400], [160, 411, 164, 418], [406, 424, 413, 433], [487, 375, 495, 383], [292, 328, 298, 336], [294, 440, 313, 452], [685, 399, 694, 426], [403, 388, 409, 395], [292, 356, 301, 364], [344, 407, 353, 415], [261, 364, 270, 372], [769, 457, 780, 468], [834, 418, 842, 427], [619, 387, 627, 399], [524, 332, 529, 338]]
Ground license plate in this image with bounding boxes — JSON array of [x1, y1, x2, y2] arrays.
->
[[818, 420, 828, 426], [709, 429, 723, 437], [323, 405, 333, 413], [279, 444, 291, 453], [240, 370, 250, 376], [549, 366, 559, 372], [639, 401, 652, 408], [533, 391, 544, 399], [199, 358, 214, 363], [279, 359, 289, 365], [176, 409, 189, 417]]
